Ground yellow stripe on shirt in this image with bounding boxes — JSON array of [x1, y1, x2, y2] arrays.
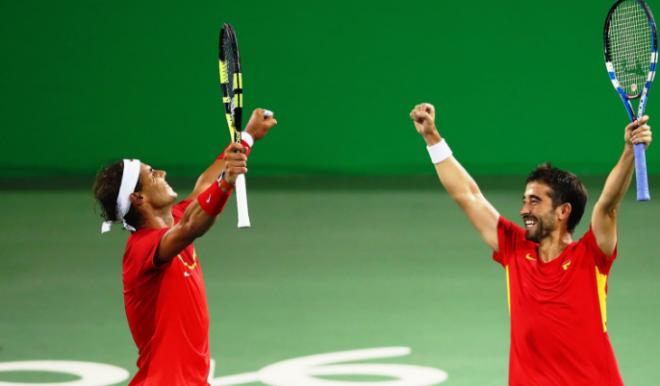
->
[[595, 266, 609, 332], [506, 265, 511, 316]]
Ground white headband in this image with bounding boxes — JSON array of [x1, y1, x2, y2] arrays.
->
[[101, 159, 141, 234]]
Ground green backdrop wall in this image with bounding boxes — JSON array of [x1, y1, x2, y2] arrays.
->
[[1, 0, 657, 177]]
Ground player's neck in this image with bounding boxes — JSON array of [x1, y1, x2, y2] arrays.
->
[[537, 230, 573, 263], [141, 204, 175, 229]]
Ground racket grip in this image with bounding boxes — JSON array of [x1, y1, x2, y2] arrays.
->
[[633, 143, 651, 201], [235, 174, 251, 228]]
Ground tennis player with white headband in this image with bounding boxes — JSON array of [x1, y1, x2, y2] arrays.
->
[[93, 108, 276, 386]]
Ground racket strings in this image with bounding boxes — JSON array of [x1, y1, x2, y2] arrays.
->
[[609, 0, 652, 96], [219, 25, 243, 140], [222, 32, 238, 111]]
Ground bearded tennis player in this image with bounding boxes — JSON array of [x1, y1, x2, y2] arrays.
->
[[93, 109, 276, 385], [411, 102, 652, 385]]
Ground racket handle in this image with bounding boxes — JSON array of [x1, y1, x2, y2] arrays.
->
[[633, 143, 651, 201], [235, 174, 251, 228]]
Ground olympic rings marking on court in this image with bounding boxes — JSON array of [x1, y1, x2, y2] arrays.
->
[[0, 361, 129, 386], [212, 347, 448, 386], [0, 346, 448, 386]]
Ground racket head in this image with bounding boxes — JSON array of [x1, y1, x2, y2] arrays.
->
[[219, 23, 243, 142], [604, 0, 656, 201], [604, 0, 658, 101]]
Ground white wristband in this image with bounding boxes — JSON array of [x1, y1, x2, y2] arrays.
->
[[240, 131, 254, 147], [427, 139, 452, 164]]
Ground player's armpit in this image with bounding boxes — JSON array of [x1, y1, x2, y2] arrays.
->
[[590, 202, 618, 257]]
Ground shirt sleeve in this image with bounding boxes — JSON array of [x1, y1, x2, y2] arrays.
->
[[581, 226, 617, 274], [492, 216, 525, 267]]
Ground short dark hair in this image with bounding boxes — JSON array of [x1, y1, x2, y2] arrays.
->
[[93, 160, 142, 230], [526, 163, 587, 233]]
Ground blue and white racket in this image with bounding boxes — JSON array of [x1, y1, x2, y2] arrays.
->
[[604, 0, 658, 201]]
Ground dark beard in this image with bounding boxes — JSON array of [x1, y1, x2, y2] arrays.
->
[[525, 228, 542, 243], [524, 217, 554, 242]]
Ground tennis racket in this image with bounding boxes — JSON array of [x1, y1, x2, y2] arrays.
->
[[219, 23, 250, 227], [604, 0, 658, 201]]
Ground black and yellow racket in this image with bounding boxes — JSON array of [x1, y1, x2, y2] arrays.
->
[[219, 23, 250, 227]]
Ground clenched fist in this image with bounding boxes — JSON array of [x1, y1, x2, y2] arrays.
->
[[246, 108, 278, 142], [410, 103, 441, 146]]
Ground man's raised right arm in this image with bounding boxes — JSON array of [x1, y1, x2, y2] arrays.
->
[[410, 103, 500, 251], [155, 144, 247, 264]]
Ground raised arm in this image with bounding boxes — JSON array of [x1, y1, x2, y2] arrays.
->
[[156, 109, 277, 264], [155, 144, 246, 264], [410, 103, 500, 251], [591, 116, 653, 256], [186, 108, 277, 201]]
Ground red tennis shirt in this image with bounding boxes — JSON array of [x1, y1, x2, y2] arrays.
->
[[122, 199, 211, 386], [493, 216, 624, 386]]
